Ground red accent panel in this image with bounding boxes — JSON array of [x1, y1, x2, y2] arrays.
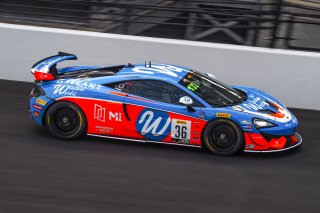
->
[[128, 96, 156, 103], [58, 97, 207, 145], [34, 71, 55, 81], [244, 133, 289, 151], [291, 135, 298, 144], [269, 111, 285, 118], [108, 91, 128, 97], [245, 133, 269, 150], [268, 136, 286, 149], [59, 97, 142, 138]]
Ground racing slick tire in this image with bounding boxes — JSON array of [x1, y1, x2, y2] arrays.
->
[[202, 119, 244, 156], [45, 101, 87, 140]]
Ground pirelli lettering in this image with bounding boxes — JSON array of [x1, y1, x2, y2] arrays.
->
[[36, 99, 46, 106], [177, 120, 187, 125], [216, 112, 231, 118]]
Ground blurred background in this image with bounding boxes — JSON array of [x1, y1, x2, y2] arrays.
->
[[1, 0, 320, 52]]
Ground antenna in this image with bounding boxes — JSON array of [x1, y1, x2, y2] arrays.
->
[[149, 61, 151, 67]]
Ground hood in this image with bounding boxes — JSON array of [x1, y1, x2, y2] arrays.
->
[[231, 86, 294, 124]]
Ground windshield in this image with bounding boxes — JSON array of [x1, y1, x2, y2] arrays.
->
[[179, 71, 246, 107]]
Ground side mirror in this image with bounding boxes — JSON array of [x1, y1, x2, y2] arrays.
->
[[179, 96, 193, 106], [179, 96, 196, 112]]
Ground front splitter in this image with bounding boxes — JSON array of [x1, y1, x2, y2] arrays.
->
[[244, 133, 302, 153]]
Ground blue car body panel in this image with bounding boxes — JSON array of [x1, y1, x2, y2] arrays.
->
[[29, 53, 301, 153]]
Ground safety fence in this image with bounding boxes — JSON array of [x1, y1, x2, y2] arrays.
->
[[0, 0, 320, 52]]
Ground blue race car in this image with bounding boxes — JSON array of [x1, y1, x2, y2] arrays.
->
[[29, 52, 302, 156]]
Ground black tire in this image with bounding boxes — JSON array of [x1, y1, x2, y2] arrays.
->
[[45, 101, 87, 140], [202, 119, 243, 156]]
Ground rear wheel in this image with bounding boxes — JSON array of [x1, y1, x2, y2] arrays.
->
[[202, 119, 243, 156], [45, 101, 86, 140]]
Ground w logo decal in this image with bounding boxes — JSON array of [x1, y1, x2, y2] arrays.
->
[[136, 109, 171, 140]]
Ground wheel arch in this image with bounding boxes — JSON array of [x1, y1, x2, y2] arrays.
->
[[200, 117, 245, 151], [42, 99, 88, 132]]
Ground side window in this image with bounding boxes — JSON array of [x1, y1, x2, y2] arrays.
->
[[108, 80, 203, 107], [108, 81, 135, 94]]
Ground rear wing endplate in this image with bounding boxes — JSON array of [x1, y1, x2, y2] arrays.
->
[[31, 52, 77, 81]]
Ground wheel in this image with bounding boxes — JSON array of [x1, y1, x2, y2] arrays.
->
[[45, 101, 87, 140], [202, 119, 243, 156]]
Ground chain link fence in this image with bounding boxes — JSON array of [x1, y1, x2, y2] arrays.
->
[[1, 0, 320, 51]]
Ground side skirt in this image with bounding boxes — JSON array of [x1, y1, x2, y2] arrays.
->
[[87, 134, 201, 148]]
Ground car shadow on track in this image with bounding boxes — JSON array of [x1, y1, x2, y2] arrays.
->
[[83, 134, 304, 159], [83, 135, 207, 153], [239, 146, 303, 159]]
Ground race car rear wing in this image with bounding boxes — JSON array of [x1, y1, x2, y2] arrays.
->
[[31, 52, 77, 81]]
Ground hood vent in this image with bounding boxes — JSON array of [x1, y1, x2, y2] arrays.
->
[[265, 100, 278, 110], [257, 109, 277, 114]]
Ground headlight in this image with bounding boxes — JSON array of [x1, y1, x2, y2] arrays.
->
[[253, 118, 276, 129]]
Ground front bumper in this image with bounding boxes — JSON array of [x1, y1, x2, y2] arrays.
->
[[244, 132, 302, 153]]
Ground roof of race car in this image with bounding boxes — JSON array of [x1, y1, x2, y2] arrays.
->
[[58, 63, 191, 83], [117, 64, 190, 80]]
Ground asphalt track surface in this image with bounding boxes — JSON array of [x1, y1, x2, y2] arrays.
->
[[0, 79, 320, 213]]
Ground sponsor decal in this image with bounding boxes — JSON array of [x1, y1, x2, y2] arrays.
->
[[33, 111, 39, 118], [53, 85, 85, 96], [109, 111, 122, 122], [136, 109, 171, 140], [285, 123, 292, 127], [216, 112, 231, 118], [56, 79, 102, 90], [95, 126, 113, 134], [187, 83, 200, 92], [171, 119, 191, 142], [231, 105, 245, 112], [171, 138, 190, 144], [132, 65, 188, 77], [245, 144, 255, 149], [94, 104, 106, 122], [243, 97, 269, 111], [33, 104, 43, 110], [36, 99, 46, 106], [243, 125, 253, 131], [177, 120, 186, 125], [241, 120, 250, 125], [198, 111, 206, 119]]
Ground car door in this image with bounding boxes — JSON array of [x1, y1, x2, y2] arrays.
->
[[109, 79, 208, 146]]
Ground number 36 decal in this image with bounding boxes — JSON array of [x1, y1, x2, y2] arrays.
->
[[171, 119, 191, 141]]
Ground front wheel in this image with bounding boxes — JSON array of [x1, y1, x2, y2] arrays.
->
[[45, 101, 87, 140], [202, 119, 243, 156]]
